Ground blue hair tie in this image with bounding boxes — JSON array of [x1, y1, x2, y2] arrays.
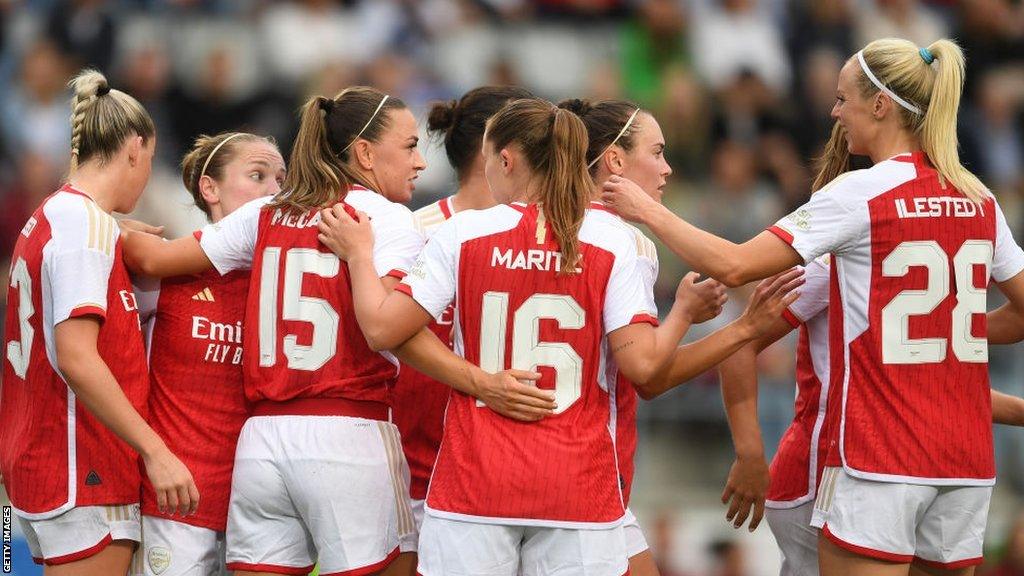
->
[[919, 47, 935, 65]]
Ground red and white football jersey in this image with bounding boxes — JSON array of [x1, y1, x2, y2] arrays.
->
[[135, 266, 250, 531], [393, 196, 456, 500], [766, 256, 830, 508], [768, 152, 1024, 485], [604, 206, 659, 506], [0, 185, 148, 518], [199, 186, 424, 405], [401, 203, 657, 527]]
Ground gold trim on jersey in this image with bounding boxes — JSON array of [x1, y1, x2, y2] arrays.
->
[[83, 198, 115, 256]]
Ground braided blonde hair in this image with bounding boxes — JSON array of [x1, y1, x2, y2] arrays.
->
[[68, 69, 155, 171]]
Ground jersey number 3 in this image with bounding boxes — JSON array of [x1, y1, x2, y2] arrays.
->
[[881, 239, 992, 364], [7, 257, 34, 378], [478, 292, 584, 415]]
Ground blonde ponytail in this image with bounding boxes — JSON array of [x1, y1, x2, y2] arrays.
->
[[857, 38, 987, 203], [811, 122, 850, 193]]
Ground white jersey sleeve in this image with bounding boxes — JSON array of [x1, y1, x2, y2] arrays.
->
[[399, 218, 458, 320], [785, 255, 830, 325], [630, 224, 659, 317], [596, 220, 658, 333], [199, 196, 267, 274], [42, 194, 117, 324], [768, 172, 867, 264], [346, 189, 425, 278], [991, 198, 1024, 282]]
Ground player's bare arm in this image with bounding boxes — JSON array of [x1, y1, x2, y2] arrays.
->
[[635, 269, 803, 399], [55, 316, 199, 516], [121, 229, 213, 278], [718, 317, 795, 532], [320, 205, 556, 420], [987, 270, 1024, 345], [992, 390, 1024, 427], [601, 175, 803, 286]]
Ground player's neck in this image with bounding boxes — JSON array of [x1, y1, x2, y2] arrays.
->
[[452, 171, 496, 212], [867, 129, 920, 165], [67, 166, 122, 214]]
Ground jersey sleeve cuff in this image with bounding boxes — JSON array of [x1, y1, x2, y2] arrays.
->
[[386, 269, 407, 281], [395, 282, 413, 297], [767, 225, 794, 245], [629, 312, 659, 327], [68, 304, 107, 320], [782, 308, 801, 328]]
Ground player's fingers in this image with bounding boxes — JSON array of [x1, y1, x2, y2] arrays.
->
[[506, 369, 542, 382], [156, 488, 168, 515], [683, 271, 700, 285], [508, 378, 554, 400], [733, 498, 752, 528], [354, 210, 371, 224], [511, 393, 557, 412], [319, 207, 340, 229], [725, 494, 742, 520], [749, 500, 765, 531], [177, 484, 191, 516], [721, 484, 735, 504], [165, 487, 180, 516], [780, 291, 801, 308], [188, 481, 200, 515]]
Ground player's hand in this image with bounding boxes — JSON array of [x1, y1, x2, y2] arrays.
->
[[675, 272, 727, 324], [721, 454, 769, 531], [600, 175, 659, 224], [117, 219, 164, 237], [739, 268, 804, 337], [318, 204, 374, 262], [475, 369, 556, 422], [143, 446, 200, 517]]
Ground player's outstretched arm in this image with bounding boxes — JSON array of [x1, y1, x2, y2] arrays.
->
[[993, 390, 1024, 426], [635, 269, 804, 399], [394, 329, 555, 422], [716, 318, 794, 532], [601, 176, 801, 286], [55, 317, 199, 516], [988, 301, 1024, 345], [120, 228, 213, 278]]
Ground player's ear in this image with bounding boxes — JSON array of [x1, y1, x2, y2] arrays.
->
[[199, 175, 219, 206], [873, 92, 889, 120], [126, 135, 143, 168], [499, 148, 514, 175], [353, 140, 374, 171], [606, 147, 626, 176]]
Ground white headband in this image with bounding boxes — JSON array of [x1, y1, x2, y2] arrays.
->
[[199, 133, 245, 181], [341, 94, 390, 154], [588, 107, 642, 169], [857, 50, 921, 115]]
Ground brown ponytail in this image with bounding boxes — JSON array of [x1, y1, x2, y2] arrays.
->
[[486, 99, 592, 274], [271, 87, 406, 212]]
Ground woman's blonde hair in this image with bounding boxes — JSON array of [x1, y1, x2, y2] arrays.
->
[[485, 98, 592, 275], [68, 69, 155, 171], [811, 122, 850, 193], [181, 132, 277, 219], [855, 37, 987, 202], [271, 86, 406, 213]]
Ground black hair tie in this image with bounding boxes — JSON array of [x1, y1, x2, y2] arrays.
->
[[96, 85, 111, 96], [319, 97, 336, 114]]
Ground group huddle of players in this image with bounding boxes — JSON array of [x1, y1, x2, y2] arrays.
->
[[3, 34, 1024, 576]]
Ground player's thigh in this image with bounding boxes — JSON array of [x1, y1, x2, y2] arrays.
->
[[379, 552, 418, 576], [417, 514, 521, 576], [139, 515, 223, 576], [284, 418, 415, 575], [766, 503, 819, 576], [909, 564, 975, 576], [44, 540, 136, 576], [628, 549, 660, 576], [520, 525, 628, 576], [818, 535, 909, 576]]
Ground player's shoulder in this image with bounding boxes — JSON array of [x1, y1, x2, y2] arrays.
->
[[816, 157, 919, 204], [581, 204, 640, 255], [413, 196, 454, 236], [43, 187, 117, 255], [346, 186, 415, 227], [443, 203, 523, 242], [623, 221, 657, 263]]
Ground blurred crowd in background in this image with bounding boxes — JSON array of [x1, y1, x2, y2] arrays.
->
[[1, 0, 1023, 574]]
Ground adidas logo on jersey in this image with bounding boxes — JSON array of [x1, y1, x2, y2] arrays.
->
[[85, 470, 102, 486], [191, 287, 215, 302]]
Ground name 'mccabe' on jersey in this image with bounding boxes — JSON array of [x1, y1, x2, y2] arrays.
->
[[768, 152, 1024, 486], [401, 202, 656, 527]]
